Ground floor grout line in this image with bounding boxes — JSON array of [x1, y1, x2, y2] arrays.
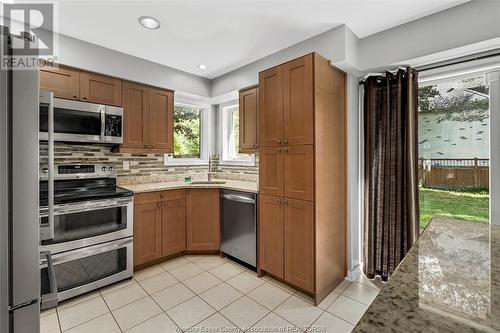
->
[[99, 289, 124, 333]]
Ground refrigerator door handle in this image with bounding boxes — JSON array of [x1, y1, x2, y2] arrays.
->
[[39, 251, 58, 310]]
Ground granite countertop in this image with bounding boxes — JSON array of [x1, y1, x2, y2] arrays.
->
[[353, 217, 500, 333], [119, 179, 258, 194]]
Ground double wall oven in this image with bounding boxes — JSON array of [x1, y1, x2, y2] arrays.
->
[[39, 163, 134, 309]]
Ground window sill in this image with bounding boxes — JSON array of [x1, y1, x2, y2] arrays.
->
[[219, 157, 256, 167], [163, 155, 208, 166]]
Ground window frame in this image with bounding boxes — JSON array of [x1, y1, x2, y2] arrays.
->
[[219, 101, 255, 166], [164, 101, 211, 166]]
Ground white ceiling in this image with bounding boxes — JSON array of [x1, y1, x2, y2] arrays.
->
[[54, 0, 469, 79]]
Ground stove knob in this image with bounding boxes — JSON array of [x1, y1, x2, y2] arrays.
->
[[101, 166, 108, 172], [108, 166, 114, 171], [41, 167, 49, 174]]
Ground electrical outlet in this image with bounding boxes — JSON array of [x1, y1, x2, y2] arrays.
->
[[123, 161, 130, 170]]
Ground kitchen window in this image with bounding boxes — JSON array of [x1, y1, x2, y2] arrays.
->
[[165, 102, 210, 165], [220, 101, 254, 165]]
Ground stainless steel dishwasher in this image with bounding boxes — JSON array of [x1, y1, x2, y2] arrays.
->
[[221, 190, 257, 267]]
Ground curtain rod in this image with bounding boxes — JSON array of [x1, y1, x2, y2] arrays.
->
[[416, 49, 500, 72]]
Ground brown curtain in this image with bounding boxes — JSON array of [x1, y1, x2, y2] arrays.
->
[[363, 67, 419, 281]]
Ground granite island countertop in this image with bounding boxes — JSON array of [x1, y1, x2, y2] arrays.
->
[[119, 179, 258, 194], [353, 217, 500, 333]]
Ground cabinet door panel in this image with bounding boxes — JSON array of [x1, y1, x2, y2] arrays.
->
[[149, 88, 174, 152], [40, 67, 80, 100], [284, 198, 314, 292], [259, 66, 283, 146], [134, 202, 162, 266], [239, 87, 259, 152], [284, 145, 314, 201], [80, 72, 122, 106], [283, 55, 313, 145], [187, 189, 220, 251], [122, 82, 150, 150], [259, 146, 284, 197], [259, 194, 284, 278], [162, 198, 186, 257]]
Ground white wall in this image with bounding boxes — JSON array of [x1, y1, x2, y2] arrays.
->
[[210, 25, 348, 96], [359, 0, 500, 72], [42, 31, 211, 97]]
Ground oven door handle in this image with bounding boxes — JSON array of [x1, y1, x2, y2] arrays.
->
[[40, 251, 58, 310], [41, 198, 132, 216], [50, 238, 132, 265]]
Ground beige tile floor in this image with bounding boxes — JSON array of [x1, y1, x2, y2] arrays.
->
[[40, 255, 383, 333]]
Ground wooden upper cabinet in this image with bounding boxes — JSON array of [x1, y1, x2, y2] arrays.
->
[[40, 66, 80, 100], [186, 189, 220, 251], [259, 146, 284, 197], [259, 66, 283, 147], [284, 145, 314, 201], [149, 88, 174, 152], [134, 202, 162, 266], [122, 82, 150, 150], [259, 194, 284, 279], [239, 86, 259, 152], [162, 197, 186, 257], [80, 72, 122, 106], [283, 55, 314, 145], [284, 198, 314, 293]]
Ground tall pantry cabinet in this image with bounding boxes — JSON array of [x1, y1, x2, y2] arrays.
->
[[258, 53, 347, 305]]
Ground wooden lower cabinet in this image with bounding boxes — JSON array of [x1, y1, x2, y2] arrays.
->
[[284, 198, 314, 292], [186, 189, 220, 251], [162, 198, 186, 257], [134, 202, 162, 266], [258, 194, 284, 279]]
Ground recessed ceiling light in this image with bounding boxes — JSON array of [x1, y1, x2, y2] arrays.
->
[[138, 16, 160, 30], [198, 64, 207, 70]]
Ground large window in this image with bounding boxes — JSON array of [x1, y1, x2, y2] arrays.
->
[[418, 74, 489, 232], [220, 102, 254, 165], [166, 102, 209, 165]]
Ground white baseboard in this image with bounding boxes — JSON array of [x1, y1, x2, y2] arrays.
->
[[346, 264, 362, 282]]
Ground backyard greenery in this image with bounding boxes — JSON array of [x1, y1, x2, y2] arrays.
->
[[419, 186, 489, 231], [173, 105, 201, 158]]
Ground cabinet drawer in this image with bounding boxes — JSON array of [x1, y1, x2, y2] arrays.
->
[[134, 189, 185, 205]]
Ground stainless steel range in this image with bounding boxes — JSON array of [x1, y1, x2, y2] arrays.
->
[[39, 163, 134, 309]]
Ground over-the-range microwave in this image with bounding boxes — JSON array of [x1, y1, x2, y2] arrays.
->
[[39, 90, 123, 144]]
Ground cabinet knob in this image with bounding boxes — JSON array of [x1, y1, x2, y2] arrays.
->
[[283, 139, 288, 145], [160, 193, 164, 199], [144, 144, 148, 148], [277, 148, 282, 153], [82, 96, 87, 100], [277, 139, 282, 145], [277, 198, 282, 204], [157, 202, 161, 208], [284, 200, 289, 207], [163, 202, 168, 207], [149, 144, 154, 148], [73, 95, 78, 99]]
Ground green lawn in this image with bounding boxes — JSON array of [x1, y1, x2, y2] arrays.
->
[[419, 187, 489, 231]]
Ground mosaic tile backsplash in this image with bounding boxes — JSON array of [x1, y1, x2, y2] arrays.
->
[[39, 142, 258, 184]]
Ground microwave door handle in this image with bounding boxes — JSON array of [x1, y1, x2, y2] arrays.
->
[[100, 107, 105, 142], [47, 92, 55, 240]]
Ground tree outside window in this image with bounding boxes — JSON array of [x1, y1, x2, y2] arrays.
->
[[173, 104, 201, 158]]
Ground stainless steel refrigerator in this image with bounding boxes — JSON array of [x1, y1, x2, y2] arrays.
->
[[0, 26, 41, 332]]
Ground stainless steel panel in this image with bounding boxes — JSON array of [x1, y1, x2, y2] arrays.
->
[[0, 29, 11, 333], [221, 190, 257, 267], [12, 302, 40, 333], [54, 97, 104, 113], [11, 54, 40, 306], [39, 197, 133, 254], [39, 251, 57, 310], [44, 237, 133, 303]]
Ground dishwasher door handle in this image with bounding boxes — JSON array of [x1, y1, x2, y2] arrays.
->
[[222, 194, 255, 204]]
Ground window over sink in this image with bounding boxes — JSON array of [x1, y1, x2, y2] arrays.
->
[[165, 102, 210, 165]]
